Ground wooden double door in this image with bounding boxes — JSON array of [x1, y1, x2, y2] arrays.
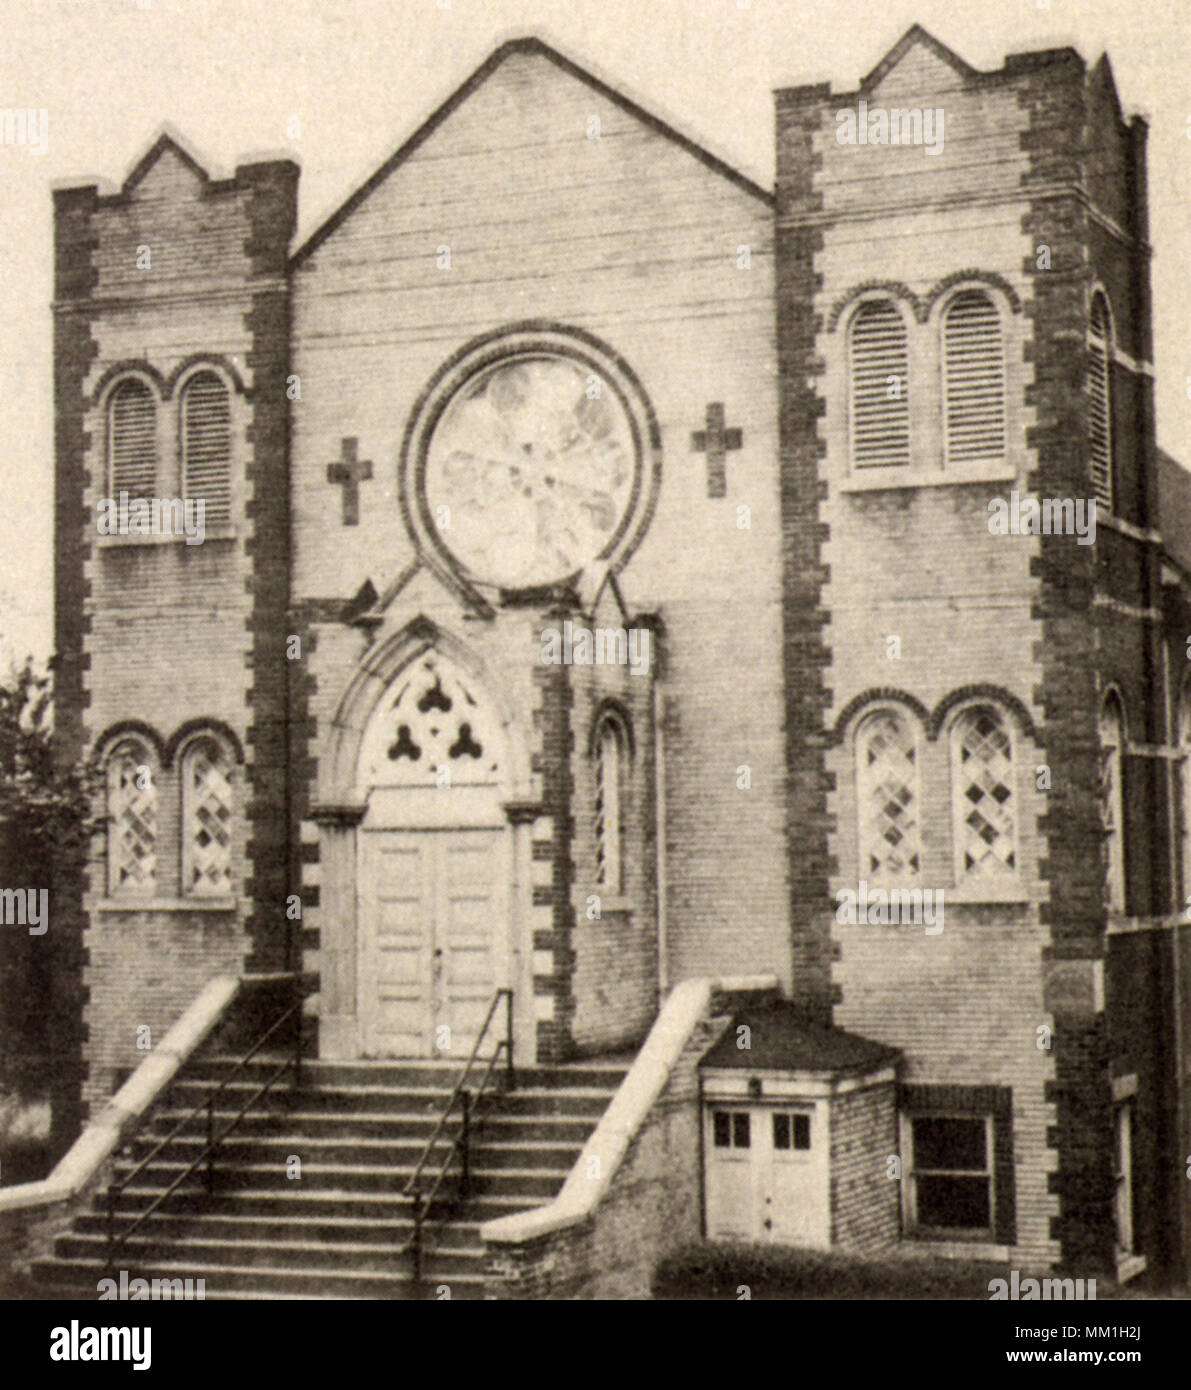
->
[[357, 826, 505, 1059]]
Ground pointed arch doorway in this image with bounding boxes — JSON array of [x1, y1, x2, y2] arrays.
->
[[355, 648, 511, 1059]]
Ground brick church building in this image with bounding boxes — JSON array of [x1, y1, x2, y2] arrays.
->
[[32, 25, 1191, 1294]]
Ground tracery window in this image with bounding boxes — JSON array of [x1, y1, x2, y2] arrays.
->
[[856, 710, 920, 878], [107, 740, 157, 895], [951, 706, 1016, 878], [181, 736, 233, 897]]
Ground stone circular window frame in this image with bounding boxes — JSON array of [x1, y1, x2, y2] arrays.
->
[[399, 323, 662, 595]]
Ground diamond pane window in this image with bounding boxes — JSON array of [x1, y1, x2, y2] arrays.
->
[[107, 741, 157, 895], [182, 736, 233, 897], [951, 707, 1016, 878], [856, 711, 920, 878]]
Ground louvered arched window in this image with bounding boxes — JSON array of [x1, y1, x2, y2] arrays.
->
[[943, 291, 1005, 466], [1099, 693, 1126, 913], [951, 706, 1016, 879], [181, 735, 233, 896], [594, 716, 626, 894], [108, 378, 158, 498], [106, 740, 158, 895], [1088, 293, 1114, 512], [849, 300, 910, 468], [856, 710, 920, 878], [181, 372, 232, 526]]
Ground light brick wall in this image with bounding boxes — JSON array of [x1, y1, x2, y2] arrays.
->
[[291, 47, 787, 1003]]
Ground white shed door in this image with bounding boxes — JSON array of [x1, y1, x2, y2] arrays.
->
[[705, 1105, 823, 1246]]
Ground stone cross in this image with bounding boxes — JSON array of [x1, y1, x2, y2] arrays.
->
[[691, 403, 742, 499], [326, 437, 373, 526]]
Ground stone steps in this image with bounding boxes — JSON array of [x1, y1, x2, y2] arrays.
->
[[29, 1053, 625, 1300]]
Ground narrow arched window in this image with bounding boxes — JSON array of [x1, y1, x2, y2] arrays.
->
[[594, 717, 626, 894], [1088, 292, 1114, 512], [951, 706, 1016, 878], [181, 372, 231, 527], [106, 740, 157, 895], [1099, 693, 1126, 913], [856, 710, 920, 878], [1180, 686, 1191, 911], [108, 378, 158, 499], [849, 300, 910, 468], [943, 291, 1005, 466], [181, 735, 233, 896]]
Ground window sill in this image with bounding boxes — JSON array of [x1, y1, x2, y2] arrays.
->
[[92, 895, 238, 913], [944, 886, 1033, 904], [95, 528, 237, 549], [837, 466, 1019, 494]]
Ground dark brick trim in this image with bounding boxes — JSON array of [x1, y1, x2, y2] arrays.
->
[[51, 182, 100, 1155], [928, 685, 1040, 743], [830, 688, 930, 744], [239, 162, 298, 978], [586, 697, 636, 760], [88, 359, 169, 405], [1020, 57, 1118, 1274], [775, 90, 833, 1025], [534, 620, 577, 1062], [826, 280, 920, 333], [919, 269, 1023, 321], [89, 718, 168, 766], [164, 354, 250, 399], [900, 1083, 1017, 1244], [163, 717, 247, 767]]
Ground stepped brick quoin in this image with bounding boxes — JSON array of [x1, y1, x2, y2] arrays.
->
[[53, 143, 299, 1113]]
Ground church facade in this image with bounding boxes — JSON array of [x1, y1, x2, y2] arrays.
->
[[49, 25, 1191, 1286]]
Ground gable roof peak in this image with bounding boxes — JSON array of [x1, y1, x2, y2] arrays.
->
[[122, 123, 218, 193], [293, 31, 770, 264], [860, 23, 978, 93]]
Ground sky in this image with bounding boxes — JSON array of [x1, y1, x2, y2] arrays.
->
[[0, 0, 1186, 668]]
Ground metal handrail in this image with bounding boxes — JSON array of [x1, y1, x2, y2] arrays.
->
[[105, 999, 302, 1268], [401, 988, 512, 1200], [403, 988, 514, 1292]]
